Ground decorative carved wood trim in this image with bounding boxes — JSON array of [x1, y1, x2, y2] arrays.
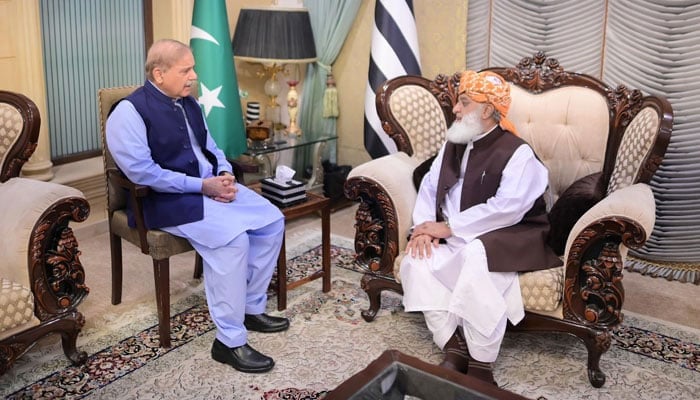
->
[[429, 72, 461, 125], [344, 176, 398, 278], [29, 197, 90, 320], [0, 311, 86, 376], [563, 217, 646, 327]]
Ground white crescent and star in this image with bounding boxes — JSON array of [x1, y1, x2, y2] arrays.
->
[[190, 25, 225, 117]]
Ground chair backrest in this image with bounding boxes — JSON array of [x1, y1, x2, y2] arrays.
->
[[98, 85, 140, 211], [376, 74, 459, 162], [377, 52, 672, 207], [0, 91, 41, 182], [605, 96, 671, 194], [486, 52, 671, 204]]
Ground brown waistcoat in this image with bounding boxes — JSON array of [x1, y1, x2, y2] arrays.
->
[[436, 127, 561, 272]]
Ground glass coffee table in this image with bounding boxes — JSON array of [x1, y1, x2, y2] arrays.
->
[[326, 350, 530, 400]]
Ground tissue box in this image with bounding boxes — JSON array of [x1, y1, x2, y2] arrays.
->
[[260, 177, 307, 207]]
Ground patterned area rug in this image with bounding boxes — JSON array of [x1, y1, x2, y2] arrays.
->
[[1, 239, 699, 399]]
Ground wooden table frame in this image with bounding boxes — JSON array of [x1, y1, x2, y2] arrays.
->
[[275, 192, 331, 310], [326, 350, 530, 399]]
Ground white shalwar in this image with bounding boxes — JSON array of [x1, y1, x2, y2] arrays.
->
[[400, 134, 550, 362], [107, 98, 284, 349]]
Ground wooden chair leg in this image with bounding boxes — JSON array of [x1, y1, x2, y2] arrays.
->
[[59, 311, 88, 365], [153, 258, 171, 348], [109, 232, 123, 305], [193, 252, 203, 279], [360, 273, 404, 322]]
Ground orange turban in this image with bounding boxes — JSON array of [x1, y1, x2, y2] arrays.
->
[[458, 70, 517, 135]]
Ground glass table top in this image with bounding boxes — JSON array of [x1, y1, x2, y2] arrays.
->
[[244, 134, 338, 157]]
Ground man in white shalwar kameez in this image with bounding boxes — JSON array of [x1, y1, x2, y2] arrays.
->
[[106, 39, 289, 374], [400, 70, 561, 385]]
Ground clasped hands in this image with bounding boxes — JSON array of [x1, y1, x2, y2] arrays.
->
[[405, 221, 451, 259], [202, 174, 237, 203]]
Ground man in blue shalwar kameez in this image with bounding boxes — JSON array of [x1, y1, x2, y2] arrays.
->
[[106, 39, 287, 373]]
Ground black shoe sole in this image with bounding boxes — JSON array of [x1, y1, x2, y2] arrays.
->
[[244, 323, 290, 333], [211, 351, 274, 373]]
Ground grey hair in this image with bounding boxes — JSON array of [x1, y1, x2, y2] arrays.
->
[[492, 109, 502, 122], [144, 39, 192, 80]]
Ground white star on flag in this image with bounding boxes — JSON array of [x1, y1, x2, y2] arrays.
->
[[198, 83, 225, 117]]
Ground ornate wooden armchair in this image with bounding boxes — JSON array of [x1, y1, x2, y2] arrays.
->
[[344, 52, 673, 387], [0, 90, 90, 375]]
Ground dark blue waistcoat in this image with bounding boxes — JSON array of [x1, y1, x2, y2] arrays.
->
[[124, 83, 219, 229]]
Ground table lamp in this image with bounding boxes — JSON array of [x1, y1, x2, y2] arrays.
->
[[232, 7, 317, 135]]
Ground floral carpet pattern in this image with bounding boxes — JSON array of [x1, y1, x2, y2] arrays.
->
[[2, 243, 699, 399]]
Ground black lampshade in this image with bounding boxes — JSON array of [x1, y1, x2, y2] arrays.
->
[[232, 8, 317, 64]]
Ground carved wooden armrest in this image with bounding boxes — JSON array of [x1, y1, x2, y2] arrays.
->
[[34, 196, 91, 317], [343, 152, 419, 278], [561, 183, 655, 328], [0, 178, 90, 317]]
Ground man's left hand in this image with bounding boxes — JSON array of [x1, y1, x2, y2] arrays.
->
[[411, 221, 451, 240], [202, 175, 237, 203]]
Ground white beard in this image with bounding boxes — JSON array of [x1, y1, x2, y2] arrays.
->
[[445, 109, 483, 144]]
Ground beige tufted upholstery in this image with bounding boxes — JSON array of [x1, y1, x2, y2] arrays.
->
[[607, 107, 660, 193], [0, 278, 38, 338], [518, 266, 565, 312], [509, 86, 609, 205], [388, 85, 447, 162], [0, 103, 23, 170]]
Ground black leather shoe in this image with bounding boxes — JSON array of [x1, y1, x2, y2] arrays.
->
[[244, 313, 290, 333], [211, 339, 274, 373]]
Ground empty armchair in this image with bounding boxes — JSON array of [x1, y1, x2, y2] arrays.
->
[[0, 90, 90, 375], [344, 52, 672, 387]]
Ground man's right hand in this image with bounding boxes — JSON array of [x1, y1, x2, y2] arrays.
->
[[202, 175, 237, 203]]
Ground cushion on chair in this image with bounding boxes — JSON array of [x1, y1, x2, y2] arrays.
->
[[564, 183, 656, 263], [0, 277, 40, 340], [412, 153, 436, 190], [388, 85, 447, 162], [110, 210, 194, 260], [547, 172, 604, 255], [519, 266, 564, 312]]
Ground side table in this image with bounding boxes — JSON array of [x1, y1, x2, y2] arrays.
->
[[275, 192, 331, 310]]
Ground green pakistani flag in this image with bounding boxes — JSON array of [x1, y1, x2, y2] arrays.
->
[[190, 0, 246, 158]]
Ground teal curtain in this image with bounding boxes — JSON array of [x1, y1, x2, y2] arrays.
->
[[295, 0, 361, 176]]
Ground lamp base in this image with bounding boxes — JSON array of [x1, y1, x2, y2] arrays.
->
[[265, 105, 281, 124], [287, 122, 301, 137]]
